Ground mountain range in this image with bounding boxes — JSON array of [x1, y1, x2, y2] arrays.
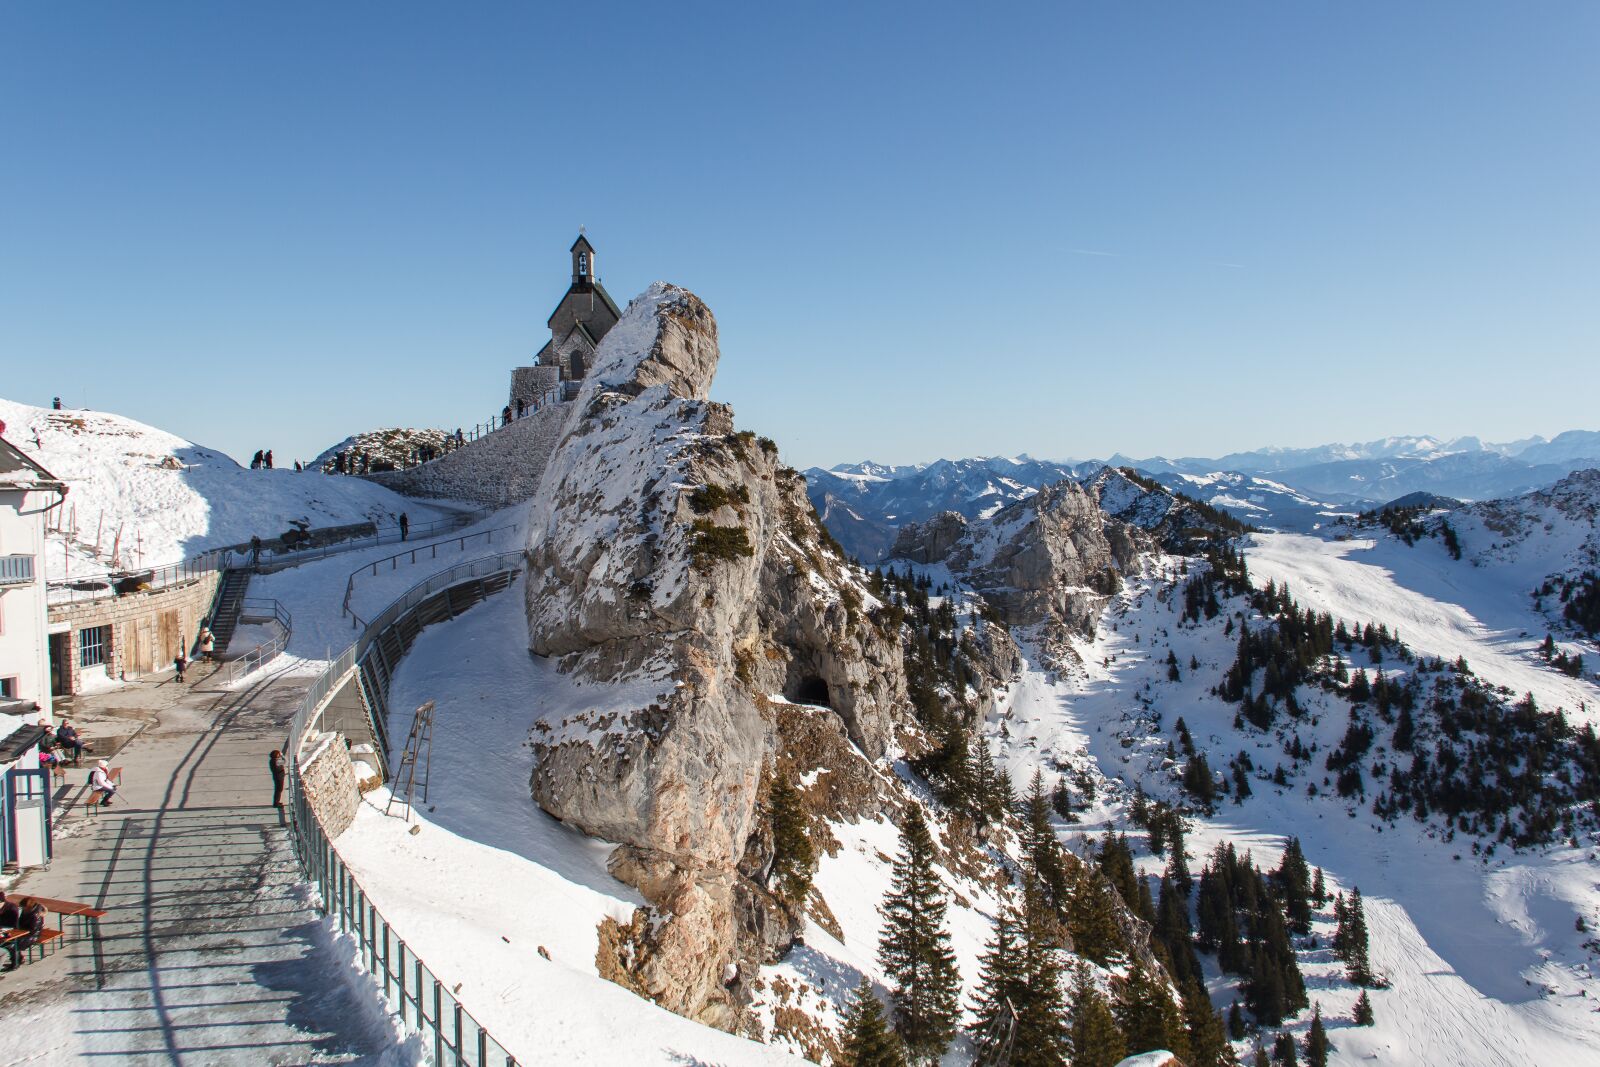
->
[[805, 430, 1600, 561]]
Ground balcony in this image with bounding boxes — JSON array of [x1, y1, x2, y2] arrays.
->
[[0, 553, 36, 586]]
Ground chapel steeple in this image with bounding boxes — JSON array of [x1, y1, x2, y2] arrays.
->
[[571, 234, 596, 285]]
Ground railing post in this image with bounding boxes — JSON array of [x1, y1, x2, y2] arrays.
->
[[383, 919, 392, 1002], [434, 980, 444, 1064], [454, 1001, 464, 1066]]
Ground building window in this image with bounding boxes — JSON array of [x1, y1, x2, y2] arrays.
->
[[578, 252, 588, 276], [0, 677, 15, 699], [79, 625, 110, 668]]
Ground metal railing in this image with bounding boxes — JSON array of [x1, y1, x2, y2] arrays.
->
[[226, 598, 292, 683], [291, 784, 522, 1067], [47, 547, 226, 606], [253, 510, 489, 573], [341, 524, 520, 627], [284, 551, 525, 1065], [0, 553, 34, 585]]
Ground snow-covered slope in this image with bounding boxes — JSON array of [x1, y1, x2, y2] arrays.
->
[[991, 552, 1600, 1066], [0, 396, 442, 578]]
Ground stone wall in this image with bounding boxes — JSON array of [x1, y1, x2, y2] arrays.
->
[[299, 730, 360, 838], [47, 569, 222, 693], [362, 400, 569, 506], [509, 365, 561, 410]]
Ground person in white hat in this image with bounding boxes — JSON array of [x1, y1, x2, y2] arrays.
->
[[90, 760, 118, 807]]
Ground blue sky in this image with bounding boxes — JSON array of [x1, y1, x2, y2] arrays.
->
[[2, 3, 1596, 470]]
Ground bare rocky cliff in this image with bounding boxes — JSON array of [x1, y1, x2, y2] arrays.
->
[[523, 283, 910, 1028], [891, 479, 1141, 665]]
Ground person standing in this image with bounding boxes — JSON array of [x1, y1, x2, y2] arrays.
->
[[250, 450, 262, 470], [51, 397, 62, 410], [269, 750, 287, 808], [398, 512, 409, 542], [173, 650, 188, 684], [264, 450, 273, 469], [198, 624, 216, 663]]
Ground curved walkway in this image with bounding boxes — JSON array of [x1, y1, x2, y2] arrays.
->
[[0, 667, 405, 1065]]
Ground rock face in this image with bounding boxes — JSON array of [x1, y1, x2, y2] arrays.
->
[[524, 283, 909, 1028], [892, 480, 1140, 659]]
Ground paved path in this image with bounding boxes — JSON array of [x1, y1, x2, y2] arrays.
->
[[0, 665, 405, 1066]]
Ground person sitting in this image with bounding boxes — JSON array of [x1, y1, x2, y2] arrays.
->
[[0, 890, 19, 929], [3, 899, 46, 969], [55, 720, 88, 763], [90, 760, 118, 808]]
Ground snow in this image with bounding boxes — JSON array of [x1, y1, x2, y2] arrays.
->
[[1248, 532, 1600, 721], [0, 395, 444, 579], [990, 555, 1600, 1067], [329, 575, 801, 1066]]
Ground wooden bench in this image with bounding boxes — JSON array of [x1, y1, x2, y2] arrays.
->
[[85, 767, 123, 815], [0, 927, 63, 969], [26, 896, 108, 940]]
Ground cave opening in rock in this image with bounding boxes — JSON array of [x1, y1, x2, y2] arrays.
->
[[788, 675, 833, 710]]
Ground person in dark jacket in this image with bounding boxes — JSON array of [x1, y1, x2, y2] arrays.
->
[[0, 891, 19, 929], [4, 899, 46, 969], [251, 449, 263, 469], [398, 512, 409, 542], [269, 750, 287, 808], [264, 450, 273, 469], [173, 650, 188, 684], [55, 720, 88, 763]]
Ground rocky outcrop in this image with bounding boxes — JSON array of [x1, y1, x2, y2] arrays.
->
[[524, 283, 910, 1029], [892, 481, 1141, 665]]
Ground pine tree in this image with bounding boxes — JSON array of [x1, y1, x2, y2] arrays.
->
[[1020, 770, 1068, 907], [878, 810, 961, 1064], [1272, 1031, 1299, 1065], [1068, 966, 1126, 1067], [1181, 976, 1233, 1067], [1275, 838, 1312, 934], [1115, 959, 1188, 1062], [768, 774, 815, 903], [1251, 1041, 1270, 1067], [1305, 1005, 1329, 1067], [1012, 880, 1071, 1067], [1227, 1001, 1247, 1041], [1343, 888, 1374, 986], [1067, 866, 1125, 966], [1310, 867, 1327, 908], [1352, 990, 1375, 1026], [969, 908, 1025, 1055], [840, 978, 907, 1067]]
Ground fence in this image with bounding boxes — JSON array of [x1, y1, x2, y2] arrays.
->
[[46, 547, 227, 606], [341, 524, 520, 627], [226, 598, 292, 684], [254, 510, 489, 573], [291, 784, 522, 1067], [284, 551, 526, 1065]]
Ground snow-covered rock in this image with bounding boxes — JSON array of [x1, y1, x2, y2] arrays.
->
[[523, 282, 910, 1029]]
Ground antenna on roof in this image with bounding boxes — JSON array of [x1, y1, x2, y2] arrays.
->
[[578, 224, 586, 236]]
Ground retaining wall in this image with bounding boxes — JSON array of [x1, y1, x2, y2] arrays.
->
[[47, 570, 222, 692], [363, 401, 569, 506]]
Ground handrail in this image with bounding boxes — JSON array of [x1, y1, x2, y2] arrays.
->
[[226, 598, 293, 683], [340, 524, 520, 626], [284, 551, 525, 1066], [47, 547, 226, 606]]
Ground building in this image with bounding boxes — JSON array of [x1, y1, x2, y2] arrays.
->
[[0, 433, 66, 723], [508, 234, 622, 411]]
